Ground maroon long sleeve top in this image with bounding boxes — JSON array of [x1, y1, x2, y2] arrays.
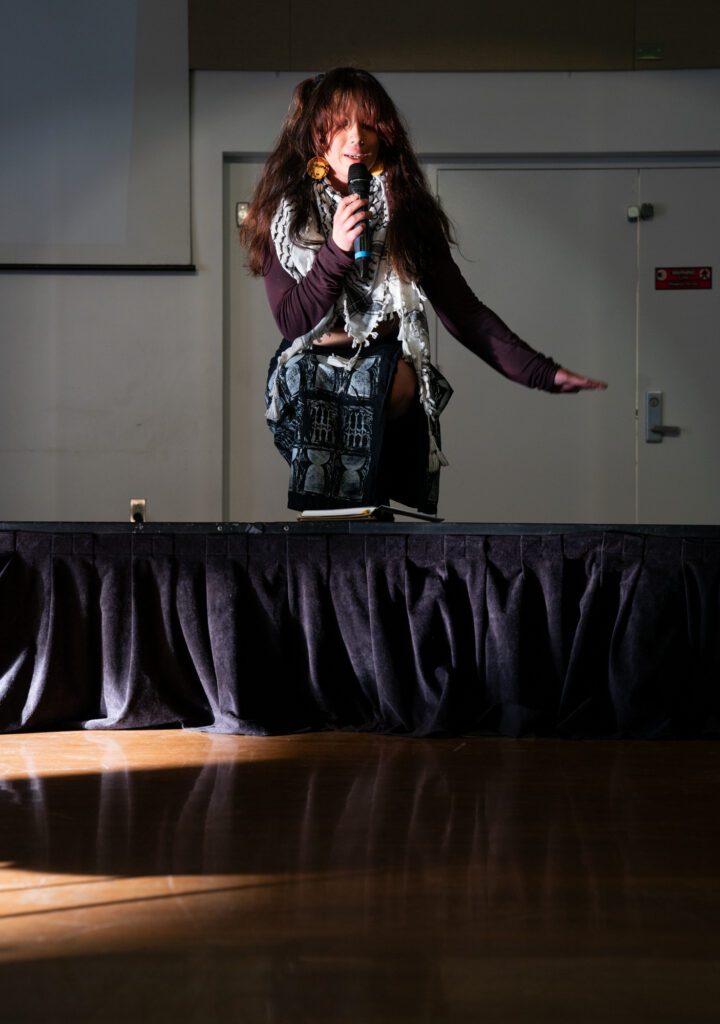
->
[[264, 236, 560, 391]]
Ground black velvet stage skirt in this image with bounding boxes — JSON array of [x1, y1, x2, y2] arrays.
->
[[266, 337, 445, 513]]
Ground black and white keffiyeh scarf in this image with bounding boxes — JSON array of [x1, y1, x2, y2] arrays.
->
[[267, 175, 450, 470]]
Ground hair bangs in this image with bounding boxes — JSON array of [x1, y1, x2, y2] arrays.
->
[[311, 81, 395, 151]]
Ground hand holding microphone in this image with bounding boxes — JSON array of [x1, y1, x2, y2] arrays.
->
[[347, 162, 371, 275], [331, 193, 368, 253]]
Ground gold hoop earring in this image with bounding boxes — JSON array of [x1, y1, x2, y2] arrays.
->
[[370, 159, 385, 177], [306, 156, 330, 181]]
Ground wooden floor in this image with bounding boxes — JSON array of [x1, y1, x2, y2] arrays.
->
[[0, 730, 718, 1023]]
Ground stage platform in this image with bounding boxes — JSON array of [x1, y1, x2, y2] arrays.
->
[[1, 521, 719, 738]]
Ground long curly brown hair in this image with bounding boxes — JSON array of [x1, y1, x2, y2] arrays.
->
[[240, 68, 454, 282]]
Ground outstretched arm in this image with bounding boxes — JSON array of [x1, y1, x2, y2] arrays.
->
[[423, 239, 607, 394]]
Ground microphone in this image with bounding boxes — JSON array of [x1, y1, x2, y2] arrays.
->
[[347, 162, 371, 275]]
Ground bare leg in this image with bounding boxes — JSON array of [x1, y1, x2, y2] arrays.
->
[[386, 358, 417, 420]]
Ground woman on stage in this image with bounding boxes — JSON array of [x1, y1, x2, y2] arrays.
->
[[241, 67, 606, 513]]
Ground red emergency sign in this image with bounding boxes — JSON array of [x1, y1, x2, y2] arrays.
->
[[655, 267, 712, 290]]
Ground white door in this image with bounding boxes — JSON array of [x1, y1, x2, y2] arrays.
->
[[226, 162, 720, 524], [435, 168, 638, 523], [637, 168, 720, 524]]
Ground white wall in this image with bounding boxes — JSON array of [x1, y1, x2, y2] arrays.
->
[[2, 70, 719, 521]]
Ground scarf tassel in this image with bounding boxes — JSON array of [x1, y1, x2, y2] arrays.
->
[[428, 431, 449, 472]]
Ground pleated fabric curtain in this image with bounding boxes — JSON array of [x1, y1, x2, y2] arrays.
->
[[0, 529, 718, 737]]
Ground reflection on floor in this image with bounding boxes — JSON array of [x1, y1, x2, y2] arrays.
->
[[0, 730, 718, 1022]]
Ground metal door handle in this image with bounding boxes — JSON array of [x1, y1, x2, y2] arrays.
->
[[645, 391, 681, 443]]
